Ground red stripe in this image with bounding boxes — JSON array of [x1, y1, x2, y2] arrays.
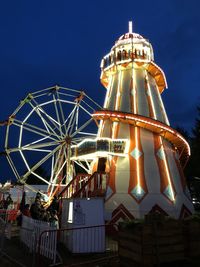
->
[[154, 134, 176, 202], [128, 126, 147, 202]]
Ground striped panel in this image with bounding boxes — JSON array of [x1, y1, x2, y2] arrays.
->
[[144, 72, 156, 119], [120, 69, 131, 112], [128, 125, 147, 202], [104, 76, 114, 109], [147, 74, 166, 123], [105, 122, 120, 201], [173, 150, 191, 201], [140, 128, 161, 194], [129, 67, 138, 114], [101, 120, 112, 137], [109, 204, 135, 224], [129, 73, 134, 113], [115, 71, 123, 111], [107, 73, 118, 110], [154, 134, 176, 203], [135, 69, 149, 117]]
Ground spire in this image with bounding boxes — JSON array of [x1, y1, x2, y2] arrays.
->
[[128, 21, 133, 33]]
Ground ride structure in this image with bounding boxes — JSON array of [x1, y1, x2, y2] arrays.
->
[[92, 22, 193, 222], [4, 86, 102, 199], [4, 22, 193, 223]]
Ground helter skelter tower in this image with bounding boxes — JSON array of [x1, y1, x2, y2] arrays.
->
[[92, 22, 194, 222]]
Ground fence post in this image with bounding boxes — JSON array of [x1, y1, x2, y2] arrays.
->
[[32, 231, 37, 267]]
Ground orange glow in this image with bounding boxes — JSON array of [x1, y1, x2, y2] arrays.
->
[[133, 68, 137, 114], [135, 127, 141, 194], [101, 61, 167, 94], [158, 136, 175, 201], [145, 72, 157, 119], [92, 110, 190, 168], [115, 71, 122, 110]]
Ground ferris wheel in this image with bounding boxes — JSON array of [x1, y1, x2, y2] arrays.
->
[[4, 85, 101, 199]]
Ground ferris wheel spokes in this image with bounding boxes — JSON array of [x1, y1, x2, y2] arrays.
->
[[29, 100, 65, 138], [5, 86, 101, 199], [20, 144, 62, 183]]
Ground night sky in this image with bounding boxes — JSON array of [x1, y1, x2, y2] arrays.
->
[[0, 0, 199, 181]]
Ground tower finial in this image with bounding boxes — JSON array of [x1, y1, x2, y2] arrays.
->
[[128, 21, 133, 33]]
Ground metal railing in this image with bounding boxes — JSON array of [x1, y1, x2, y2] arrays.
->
[[58, 172, 109, 199], [73, 172, 109, 198], [37, 224, 118, 266], [20, 216, 57, 264], [20, 226, 37, 267], [58, 174, 90, 198]]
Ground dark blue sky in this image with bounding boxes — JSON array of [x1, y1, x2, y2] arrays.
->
[[0, 0, 200, 181]]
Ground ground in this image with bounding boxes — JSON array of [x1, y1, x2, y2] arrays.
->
[[0, 223, 199, 267], [0, 224, 119, 267]]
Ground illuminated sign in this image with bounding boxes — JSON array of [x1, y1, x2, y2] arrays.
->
[[71, 138, 129, 159], [111, 140, 126, 153]]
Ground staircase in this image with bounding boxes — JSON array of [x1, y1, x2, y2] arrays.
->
[[58, 172, 109, 199]]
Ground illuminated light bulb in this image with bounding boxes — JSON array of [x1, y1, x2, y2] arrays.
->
[[92, 111, 190, 164]]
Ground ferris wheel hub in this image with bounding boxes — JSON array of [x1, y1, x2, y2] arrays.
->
[[65, 136, 72, 145], [4, 85, 101, 199]]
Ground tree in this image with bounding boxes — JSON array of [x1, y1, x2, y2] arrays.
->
[[175, 126, 192, 178], [187, 105, 200, 178]]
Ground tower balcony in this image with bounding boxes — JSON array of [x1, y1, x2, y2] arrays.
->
[[100, 54, 167, 94]]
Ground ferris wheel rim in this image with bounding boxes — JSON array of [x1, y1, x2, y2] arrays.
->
[[5, 85, 101, 199]]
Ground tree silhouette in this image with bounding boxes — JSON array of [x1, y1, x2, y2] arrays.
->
[[181, 105, 200, 211], [186, 106, 200, 178]]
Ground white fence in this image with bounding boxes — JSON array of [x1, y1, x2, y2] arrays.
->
[[20, 216, 57, 263], [61, 225, 106, 253]]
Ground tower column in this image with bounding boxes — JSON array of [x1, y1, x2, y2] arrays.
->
[[94, 23, 193, 222]]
